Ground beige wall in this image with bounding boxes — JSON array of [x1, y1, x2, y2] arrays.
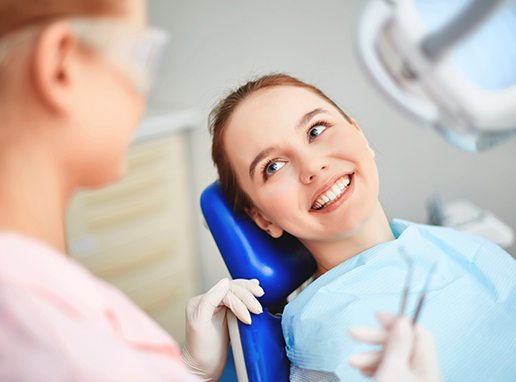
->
[[149, 0, 516, 289]]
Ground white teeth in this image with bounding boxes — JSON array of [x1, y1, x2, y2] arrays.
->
[[311, 174, 353, 210]]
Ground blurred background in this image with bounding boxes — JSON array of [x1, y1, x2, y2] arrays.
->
[[66, 0, 516, 353]]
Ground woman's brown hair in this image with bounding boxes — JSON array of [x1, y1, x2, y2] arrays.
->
[[209, 73, 353, 214], [0, 0, 126, 38]]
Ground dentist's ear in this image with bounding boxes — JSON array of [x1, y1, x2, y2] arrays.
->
[[350, 118, 375, 158], [32, 20, 77, 115], [245, 207, 284, 238]]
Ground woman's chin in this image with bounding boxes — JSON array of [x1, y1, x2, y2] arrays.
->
[[80, 162, 126, 190]]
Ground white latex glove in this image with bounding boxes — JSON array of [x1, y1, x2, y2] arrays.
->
[[182, 278, 264, 381], [348, 312, 442, 382]]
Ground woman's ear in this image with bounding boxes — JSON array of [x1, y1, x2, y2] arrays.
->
[[31, 20, 77, 115], [245, 207, 284, 238]]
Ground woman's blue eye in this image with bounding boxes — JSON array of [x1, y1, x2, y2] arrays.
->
[[265, 161, 285, 176], [308, 124, 327, 141]]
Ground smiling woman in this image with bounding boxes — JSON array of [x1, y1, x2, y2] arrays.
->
[[210, 73, 390, 269], [208, 73, 516, 382]]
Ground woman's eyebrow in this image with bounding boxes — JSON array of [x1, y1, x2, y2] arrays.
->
[[297, 108, 329, 129], [249, 147, 276, 179]]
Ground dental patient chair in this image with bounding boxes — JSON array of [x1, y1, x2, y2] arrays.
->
[[201, 182, 316, 382]]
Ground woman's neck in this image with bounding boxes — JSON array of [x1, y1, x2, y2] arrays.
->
[[0, 141, 69, 253], [302, 201, 395, 277]]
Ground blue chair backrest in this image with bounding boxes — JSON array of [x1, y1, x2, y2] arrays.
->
[[200, 182, 316, 382]]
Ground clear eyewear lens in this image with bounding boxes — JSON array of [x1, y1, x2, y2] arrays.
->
[[112, 28, 169, 95], [70, 18, 170, 96]]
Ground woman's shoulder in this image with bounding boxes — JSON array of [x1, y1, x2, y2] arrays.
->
[[395, 219, 516, 277], [393, 219, 488, 256]]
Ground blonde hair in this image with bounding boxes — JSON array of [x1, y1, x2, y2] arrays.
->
[[0, 0, 130, 79], [0, 0, 125, 38]]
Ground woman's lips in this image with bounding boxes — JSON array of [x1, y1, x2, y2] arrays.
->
[[310, 173, 355, 213]]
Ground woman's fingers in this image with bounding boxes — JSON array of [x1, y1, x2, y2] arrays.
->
[[380, 317, 414, 366], [224, 278, 267, 324], [376, 311, 398, 329], [223, 290, 253, 324], [347, 326, 385, 376], [230, 282, 263, 315], [348, 350, 382, 369], [348, 313, 441, 381], [348, 326, 388, 344], [193, 278, 265, 325], [233, 278, 265, 297], [195, 278, 230, 322], [411, 324, 442, 379], [347, 314, 391, 376]]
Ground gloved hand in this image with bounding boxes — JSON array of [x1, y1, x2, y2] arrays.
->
[[182, 278, 264, 381], [348, 312, 442, 382]]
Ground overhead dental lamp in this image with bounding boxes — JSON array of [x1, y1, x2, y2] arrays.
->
[[357, 0, 516, 151]]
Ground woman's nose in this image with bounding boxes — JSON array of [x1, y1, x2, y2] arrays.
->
[[300, 162, 328, 184]]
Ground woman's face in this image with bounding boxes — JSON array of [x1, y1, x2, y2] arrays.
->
[[0, 1, 152, 190], [65, 0, 148, 187], [224, 86, 380, 243]]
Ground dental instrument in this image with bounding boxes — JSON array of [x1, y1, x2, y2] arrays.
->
[[399, 247, 436, 324]]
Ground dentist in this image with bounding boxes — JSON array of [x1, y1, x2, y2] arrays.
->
[[0, 0, 263, 381]]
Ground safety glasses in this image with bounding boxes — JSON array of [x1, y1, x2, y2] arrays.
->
[[0, 17, 169, 96], [70, 18, 169, 96]]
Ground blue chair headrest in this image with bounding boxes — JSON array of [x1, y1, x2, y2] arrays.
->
[[200, 182, 316, 307]]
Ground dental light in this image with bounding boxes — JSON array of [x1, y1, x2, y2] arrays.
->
[[357, 0, 516, 151]]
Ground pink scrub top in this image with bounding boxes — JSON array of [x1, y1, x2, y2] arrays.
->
[[0, 232, 200, 382]]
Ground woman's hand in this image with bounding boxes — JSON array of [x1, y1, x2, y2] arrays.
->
[[182, 278, 264, 381], [348, 312, 442, 382]]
